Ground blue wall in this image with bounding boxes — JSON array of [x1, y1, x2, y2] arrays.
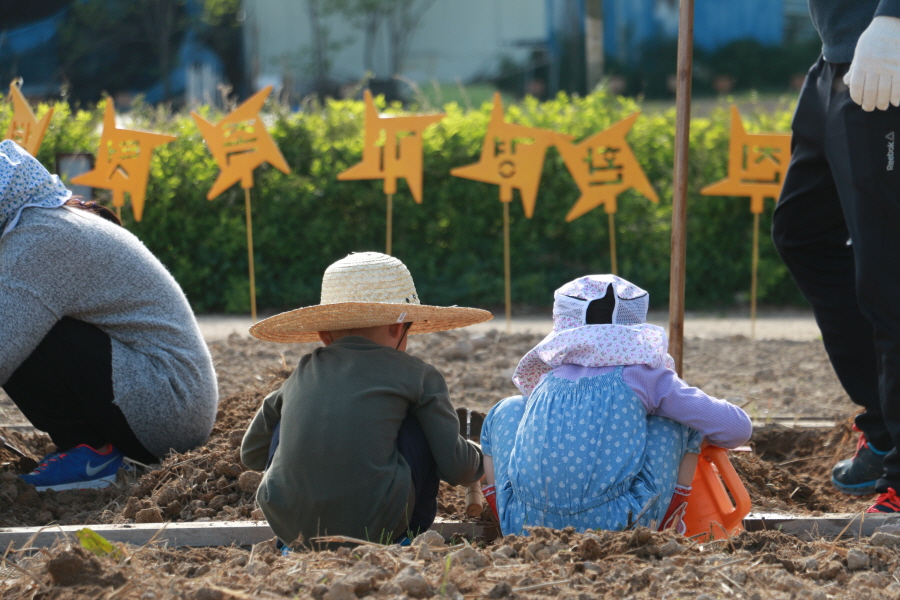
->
[[0, 12, 67, 96], [602, 0, 785, 63]]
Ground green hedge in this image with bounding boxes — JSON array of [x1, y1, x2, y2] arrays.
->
[[4, 91, 804, 313]]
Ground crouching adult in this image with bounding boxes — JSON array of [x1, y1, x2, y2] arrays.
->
[[0, 140, 218, 491]]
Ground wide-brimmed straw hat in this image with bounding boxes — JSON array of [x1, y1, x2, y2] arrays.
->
[[250, 252, 493, 343]]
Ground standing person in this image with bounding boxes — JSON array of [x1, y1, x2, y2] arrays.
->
[[479, 275, 751, 535], [241, 252, 490, 548], [0, 140, 218, 491], [772, 3, 900, 512]]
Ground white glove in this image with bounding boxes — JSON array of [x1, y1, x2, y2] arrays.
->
[[844, 16, 900, 111]]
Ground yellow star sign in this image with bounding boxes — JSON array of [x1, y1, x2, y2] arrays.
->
[[701, 105, 792, 214], [451, 92, 572, 218], [4, 79, 52, 157], [557, 112, 658, 221], [71, 100, 176, 222], [191, 86, 290, 200], [338, 89, 444, 203]]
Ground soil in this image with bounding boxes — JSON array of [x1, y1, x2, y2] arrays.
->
[[0, 330, 893, 598]]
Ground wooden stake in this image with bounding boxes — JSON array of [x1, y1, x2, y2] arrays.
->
[[608, 212, 618, 275], [751, 212, 759, 339], [463, 408, 485, 517], [386, 193, 393, 255], [667, 0, 695, 376], [244, 187, 257, 322], [465, 482, 485, 517], [503, 201, 512, 334], [115, 205, 122, 222]]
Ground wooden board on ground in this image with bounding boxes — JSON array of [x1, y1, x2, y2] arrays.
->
[[431, 518, 500, 542], [3, 515, 898, 550], [743, 513, 900, 540], [0, 521, 274, 550], [0, 519, 501, 550], [2, 515, 897, 549]]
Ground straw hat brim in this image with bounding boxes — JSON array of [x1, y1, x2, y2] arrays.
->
[[249, 302, 494, 343]]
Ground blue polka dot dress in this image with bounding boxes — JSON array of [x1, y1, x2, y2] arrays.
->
[[481, 366, 700, 535]]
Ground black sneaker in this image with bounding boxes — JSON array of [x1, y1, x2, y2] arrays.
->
[[831, 428, 889, 496]]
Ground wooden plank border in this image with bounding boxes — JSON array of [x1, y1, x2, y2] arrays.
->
[[743, 513, 900, 540], [3, 515, 896, 550], [0, 519, 501, 550], [0, 521, 274, 550]]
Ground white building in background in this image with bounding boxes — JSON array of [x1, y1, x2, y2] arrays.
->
[[241, 0, 547, 97], [240, 0, 817, 100]]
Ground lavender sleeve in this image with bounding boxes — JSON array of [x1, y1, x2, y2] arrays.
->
[[621, 365, 752, 448]]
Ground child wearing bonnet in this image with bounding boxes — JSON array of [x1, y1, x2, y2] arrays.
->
[[479, 274, 752, 535]]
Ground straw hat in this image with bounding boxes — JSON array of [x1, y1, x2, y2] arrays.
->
[[250, 252, 493, 343]]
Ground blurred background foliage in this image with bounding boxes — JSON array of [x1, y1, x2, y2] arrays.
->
[[2, 88, 804, 314]]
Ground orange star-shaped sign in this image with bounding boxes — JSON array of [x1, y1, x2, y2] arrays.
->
[[191, 86, 290, 200], [71, 100, 176, 222], [557, 112, 658, 221], [701, 105, 792, 214], [451, 92, 572, 218], [338, 89, 443, 203], [4, 79, 52, 157]]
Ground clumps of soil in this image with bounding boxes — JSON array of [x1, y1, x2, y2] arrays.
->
[[683, 336, 852, 420], [0, 429, 52, 472], [1, 331, 893, 599], [45, 545, 127, 589], [411, 331, 535, 409], [122, 433, 257, 524], [120, 388, 279, 524], [0, 365, 484, 529], [0, 415, 868, 531], [0, 380, 285, 528], [0, 428, 133, 527], [735, 420, 870, 515], [0, 471, 127, 527], [6, 525, 900, 600], [206, 333, 316, 400], [0, 331, 876, 530]]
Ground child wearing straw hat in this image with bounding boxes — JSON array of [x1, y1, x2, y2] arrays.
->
[[241, 252, 492, 548], [479, 275, 752, 536]]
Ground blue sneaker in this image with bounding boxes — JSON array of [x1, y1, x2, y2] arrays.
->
[[19, 445, 125, 491]]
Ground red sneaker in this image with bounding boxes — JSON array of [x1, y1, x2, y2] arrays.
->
[[866, 488, 900, 513]]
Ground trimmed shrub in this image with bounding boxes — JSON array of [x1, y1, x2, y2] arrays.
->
[[1, 91, 803, 313]]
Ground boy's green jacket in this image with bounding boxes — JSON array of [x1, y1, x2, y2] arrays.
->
[[241, 336, 484, 545]]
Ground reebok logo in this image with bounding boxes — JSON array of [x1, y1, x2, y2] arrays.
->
[[85, 457, 118, 476], [888, 131, 896, 171]]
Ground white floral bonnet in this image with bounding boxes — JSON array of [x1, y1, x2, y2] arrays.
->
[[511, 275, 674, 396], [0, 140, 71, 239]]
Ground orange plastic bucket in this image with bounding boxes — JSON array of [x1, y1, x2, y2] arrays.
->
[[681, 446, 751, 541]]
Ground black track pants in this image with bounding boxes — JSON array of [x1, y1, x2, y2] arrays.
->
[[2, 316, 157, 464], [773, 57, 900, 491]]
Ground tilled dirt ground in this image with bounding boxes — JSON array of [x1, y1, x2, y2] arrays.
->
[[0, 330, 893, 599]]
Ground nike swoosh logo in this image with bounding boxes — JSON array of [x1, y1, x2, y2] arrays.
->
[[85, 457, 118, 477]]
